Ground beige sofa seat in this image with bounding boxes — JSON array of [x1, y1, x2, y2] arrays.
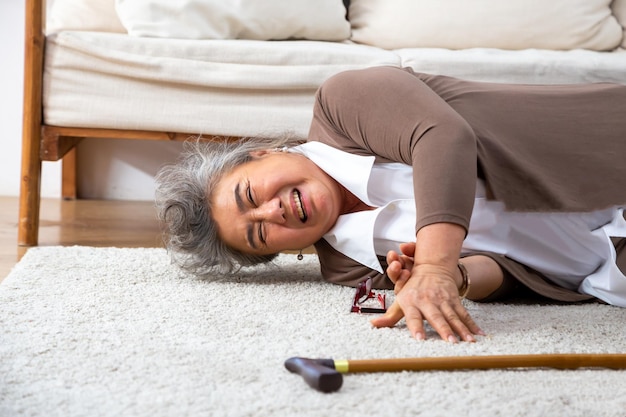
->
[[397, 48, 626, 85], [44, 32, 399, 138]]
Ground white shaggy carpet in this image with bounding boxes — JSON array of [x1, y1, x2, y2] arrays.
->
[[1, 246, 626, 417]]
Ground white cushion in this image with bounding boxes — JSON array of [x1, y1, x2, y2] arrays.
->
[[397, 48, 626, 85], [43, 32, 398, 138], [115, 0, 350, 41], [349, 0, 623, 51], [613, 0, 626, 49], [47, 0, 126, 34], [43, 31, 626, 142]]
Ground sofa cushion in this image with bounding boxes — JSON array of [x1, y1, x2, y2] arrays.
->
[[115, 0, 350, 41], [397, 48, 626, 85], [47, 0, 126, 34], [43, 32, 399, 138], [349, 0, 623, 51], [613, 0, 626, 49]]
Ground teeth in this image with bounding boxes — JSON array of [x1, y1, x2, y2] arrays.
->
[[293, 190, 307, 222]]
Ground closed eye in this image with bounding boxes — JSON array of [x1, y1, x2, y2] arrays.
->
[[246, 180, 257, 207], [257, 223, 266, 245], [246, 180, 266, 245]]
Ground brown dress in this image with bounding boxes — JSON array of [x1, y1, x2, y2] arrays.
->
[[307, 66, 626, 302]]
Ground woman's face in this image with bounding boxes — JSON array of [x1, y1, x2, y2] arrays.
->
[[211, 150, 344, 256]]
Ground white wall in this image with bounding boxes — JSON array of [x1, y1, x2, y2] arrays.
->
[[0, 0, 57, 198], [0, 0, 183, 201], [76, 138, 182, 201]]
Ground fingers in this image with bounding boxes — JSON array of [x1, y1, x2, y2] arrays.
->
[[386, 252, 403, 285], [399, 241, 416, 257], [413, 299, 485, 343], [453, 304, 486, 338], [399, 303, 426, 340], [386, 249, 402, 268], [370, 301, 405, 328], [371, 298, 480, 342], [386, 261, 410, 294], [385, 259, 402, 284], [430, 302, 476, 343], [371, 300, 484, 342], [387, 247, 414, 270], [386, 249, 413, 293], [371, 290, 484, 343]]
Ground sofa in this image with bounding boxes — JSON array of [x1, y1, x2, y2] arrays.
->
[[19, 0, 626, 246]]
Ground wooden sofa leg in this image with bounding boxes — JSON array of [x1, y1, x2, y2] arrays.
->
[[62, 148, 78, 200], [18, 137, 42, 247], [19, 0, 45, 246]]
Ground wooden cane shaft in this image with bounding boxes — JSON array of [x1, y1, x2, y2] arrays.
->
[[343, 353, 626, 373]]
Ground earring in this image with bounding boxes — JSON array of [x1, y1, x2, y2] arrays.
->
[[297, 250, 303, 261]]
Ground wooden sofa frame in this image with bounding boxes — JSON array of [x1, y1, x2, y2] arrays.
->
[[18, 0, 232, 246]]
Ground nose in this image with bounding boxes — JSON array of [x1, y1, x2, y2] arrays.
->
[[252, 198, 285, 224]]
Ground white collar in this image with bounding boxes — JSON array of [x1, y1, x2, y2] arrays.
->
[[323, 209, 386, 273], [291, 142, 375, 206]]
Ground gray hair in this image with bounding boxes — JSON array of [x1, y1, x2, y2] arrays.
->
[[154, 136, 304, 276]]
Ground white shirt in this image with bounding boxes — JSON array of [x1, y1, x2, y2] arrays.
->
[[292, 142, 626, 306]]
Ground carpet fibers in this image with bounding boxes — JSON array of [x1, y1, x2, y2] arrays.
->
[[1, 246, 626, 417]]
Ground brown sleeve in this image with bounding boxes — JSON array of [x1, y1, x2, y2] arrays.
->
[[313, 239, 394, 289], [408, 72, 626, 212], [308, 66, 477, 233], [311, 67, 626, 216]]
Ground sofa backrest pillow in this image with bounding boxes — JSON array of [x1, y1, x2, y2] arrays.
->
[[47, 0, 126, 34], [44, 0, 626, 50], [349, 0, 624, 51], [115, 0, 351, 41], [613, 0, 626, 49]]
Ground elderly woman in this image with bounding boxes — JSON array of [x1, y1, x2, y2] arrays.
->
[[155, 66, 626, 343]]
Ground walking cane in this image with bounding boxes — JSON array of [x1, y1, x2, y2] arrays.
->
[[285, 353, 626, 392]]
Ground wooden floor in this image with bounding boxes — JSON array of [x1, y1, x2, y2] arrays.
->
[[0, 197, 163, 281]]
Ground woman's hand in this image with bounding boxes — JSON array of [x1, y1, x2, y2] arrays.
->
[[371, 224, 485, 342], [385, 242, 415, 294]]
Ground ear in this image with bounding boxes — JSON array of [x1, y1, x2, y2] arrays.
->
[[250, 148, 282, 158], [250, 149, 270, 158]]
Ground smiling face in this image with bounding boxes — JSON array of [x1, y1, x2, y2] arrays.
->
[[211, 150, 345, 256]]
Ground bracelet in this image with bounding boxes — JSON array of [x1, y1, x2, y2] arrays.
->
[[457, 261, 470, 299]]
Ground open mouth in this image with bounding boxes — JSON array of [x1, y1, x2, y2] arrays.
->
[[293, 189, 308, 223]]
